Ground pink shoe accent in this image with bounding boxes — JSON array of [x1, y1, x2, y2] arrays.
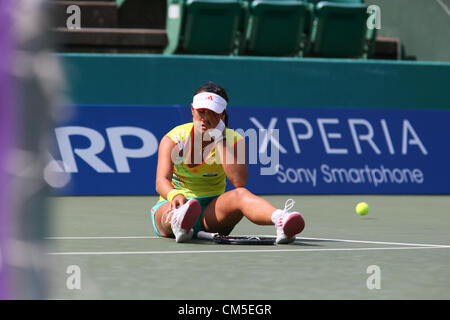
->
[[283, 213, 305, 239], [179, 199, 201, 231]]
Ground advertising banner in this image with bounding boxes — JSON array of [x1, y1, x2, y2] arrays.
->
[[50, 105, 450, 195]]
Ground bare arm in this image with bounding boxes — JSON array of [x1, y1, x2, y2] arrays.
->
[[216, 138, 248, 188], [155, 135, 187, 209]]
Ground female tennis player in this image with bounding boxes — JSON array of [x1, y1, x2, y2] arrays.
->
[[150, 82, 305, 244]]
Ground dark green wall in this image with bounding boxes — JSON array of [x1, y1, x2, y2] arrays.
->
[[60, 53, 450, 109]]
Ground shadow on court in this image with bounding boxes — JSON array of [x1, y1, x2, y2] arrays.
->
[[188, 238, 324, 247]]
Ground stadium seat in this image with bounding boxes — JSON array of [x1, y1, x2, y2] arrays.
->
[[304, 0, 365, 41], [329, 0, 364, 3], [306, 0, 364, 3], [332, 0, 364, 2], [240, 0, 308, 57], [164, 0, 244, 55], [309, 1, 369, 58]]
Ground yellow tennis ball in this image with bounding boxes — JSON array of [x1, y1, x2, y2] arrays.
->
[[356, 202, 369, 216]]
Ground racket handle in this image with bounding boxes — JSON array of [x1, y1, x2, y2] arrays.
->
[[196, 231, 215, 240]]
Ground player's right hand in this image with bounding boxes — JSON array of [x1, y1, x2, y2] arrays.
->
[[169, 194, 187, 212]]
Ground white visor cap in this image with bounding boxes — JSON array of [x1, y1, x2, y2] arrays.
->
[[192, 92, 227, 114]]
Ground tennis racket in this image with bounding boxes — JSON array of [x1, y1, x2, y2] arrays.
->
[[196, 231, 275, 245]]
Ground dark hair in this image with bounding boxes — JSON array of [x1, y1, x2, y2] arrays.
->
[[194, 81, 229, 126]]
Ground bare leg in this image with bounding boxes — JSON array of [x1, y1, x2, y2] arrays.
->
[[154, 202, 174, 238], [202, 187, 277, 234]]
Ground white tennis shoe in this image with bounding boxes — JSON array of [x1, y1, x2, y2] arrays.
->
[[271, 199, 305, 244], [166, 198, 202, 243]]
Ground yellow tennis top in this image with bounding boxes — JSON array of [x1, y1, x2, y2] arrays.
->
[[159, 122, 244, 201]]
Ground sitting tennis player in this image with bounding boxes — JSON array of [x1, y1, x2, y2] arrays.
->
[[150, 82, 305, 244]]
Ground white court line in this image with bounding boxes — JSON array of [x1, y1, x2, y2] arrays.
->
[[436, 0, 450, 16], [48, 246, 450, 256], [46, 236, 159, 240], [291, 236, 450, 248], [46, 234, 450, 248]]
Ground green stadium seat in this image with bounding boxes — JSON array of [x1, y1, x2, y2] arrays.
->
[[330, 0, 364, 3], [240, 0, 308, 57], [309, 1, 369, 58], [306, 0, 364, 3], [303, 1, 316, 54], [164, 0, 244, 55], [304, 0, 365, 36], [304, 0, 365, 33]]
